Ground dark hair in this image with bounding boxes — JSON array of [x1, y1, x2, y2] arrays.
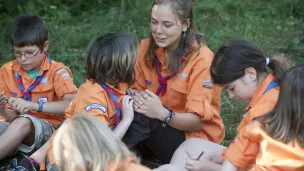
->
[[210, 40, 287, 85], [257, 64, 304, 147], [145, 0, 204, 73], [85, 32, 139, 85], [10, 14, 48, 51]]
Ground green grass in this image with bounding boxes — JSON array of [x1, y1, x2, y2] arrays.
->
[[0, 0, 303, 167]]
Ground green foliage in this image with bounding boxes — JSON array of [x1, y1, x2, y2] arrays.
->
[[0, 0, 303, 149]]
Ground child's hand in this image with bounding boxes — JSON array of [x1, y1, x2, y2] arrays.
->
[[186, 156, 221, 171], [121, 95, 134, 121], [202, 150, 224, 164], [0, 93, 8, 107], [8, 97, 37, 114], [126, 88, 137, 96]]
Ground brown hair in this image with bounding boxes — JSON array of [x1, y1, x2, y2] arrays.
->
[[257, 64, 304, 147], [145, 0, 204, 73], [211, 40, 287, 85], [10, 14, 48, 51], [85, 32, 139, 85]]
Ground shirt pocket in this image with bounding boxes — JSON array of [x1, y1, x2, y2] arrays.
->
[[169, 80, 189, 110], [31, 83, 55, 102]]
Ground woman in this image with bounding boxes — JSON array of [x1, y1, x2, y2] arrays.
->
[[122, 0, 224, 164]]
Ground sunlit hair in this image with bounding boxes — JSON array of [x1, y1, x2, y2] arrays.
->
[[211, 40, 288, 85], [85, 32, 139, 85], [145, 0, 204, 73], [53, 114, 139, 171], [10, 14, 48, 51], [257, 64, 304, 147]]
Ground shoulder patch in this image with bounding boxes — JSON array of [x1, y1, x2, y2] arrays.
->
[[56, 68, 67, 75], [178, 73, 187, 79], [85, 104, 107, 113], [41, 78, 48, 84], [62, 73, 70, 78]]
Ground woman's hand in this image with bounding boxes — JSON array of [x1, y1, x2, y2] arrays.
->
[[133, 89, 168, 121]]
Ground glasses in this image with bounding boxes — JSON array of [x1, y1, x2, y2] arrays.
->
[[12, 49, 40, 59]]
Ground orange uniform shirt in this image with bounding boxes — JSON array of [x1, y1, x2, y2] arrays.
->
[[65, 79, 127, 129], [132, 38, 224, 143], [0, 55, 78, 127], [222, 73, 280, 169], [40, 80, 127, 169], [240, 122, 304, 171]]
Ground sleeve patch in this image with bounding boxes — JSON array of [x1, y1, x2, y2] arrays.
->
[[62, 73, 71, 78], [56, 68, 67, 75], [85, 104, 107, 113], [203, 85, 213, 89]]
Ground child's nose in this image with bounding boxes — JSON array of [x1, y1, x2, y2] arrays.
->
[[228, 91, 235, 99], [20, 54, 28, 61]]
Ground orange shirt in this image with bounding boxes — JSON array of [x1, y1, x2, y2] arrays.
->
[[241, 122, 304, 171], [40, 80, 127, 169], [0, 55, 78, 127], [132, 38, 224, 143], [65, 79, 127, 128], [222, 73, 280, 169]]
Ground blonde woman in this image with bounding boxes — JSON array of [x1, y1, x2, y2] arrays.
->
[[52, 114, 150, 171]]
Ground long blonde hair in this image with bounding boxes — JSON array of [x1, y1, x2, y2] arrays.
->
[[53, 114, 138, 171]]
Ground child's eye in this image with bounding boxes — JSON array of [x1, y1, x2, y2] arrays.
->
[[230, 88, 234, 91], [151, 20, 158, 24], [164, 24, 173, 28]]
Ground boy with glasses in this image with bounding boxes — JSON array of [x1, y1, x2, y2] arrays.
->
[[0, 14, 78, 163]]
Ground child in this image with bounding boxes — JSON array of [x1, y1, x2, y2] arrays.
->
[[122, 0, 224, 163], [164, 40, 288, 171], [0, 14, 77, 161], [39, 32, 139, 170], [221, 64, 304, 171], [52, 114, 151, 171]]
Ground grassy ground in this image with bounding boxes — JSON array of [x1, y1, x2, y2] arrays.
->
[[0, 0, 303, 168]]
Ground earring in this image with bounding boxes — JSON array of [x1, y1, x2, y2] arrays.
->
[[183, 31, 186, 38]]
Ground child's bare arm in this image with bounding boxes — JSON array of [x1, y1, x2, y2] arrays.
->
[[113, 95, 134, 139], [38, 93, 76, 115], [8, 93, 76, 116]]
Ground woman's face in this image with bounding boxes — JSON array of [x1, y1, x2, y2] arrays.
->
[[150, 3, 187, 51]]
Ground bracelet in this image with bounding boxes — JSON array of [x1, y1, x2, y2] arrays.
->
[[162, 108, 175, 127], [37, 100, 44, 113]]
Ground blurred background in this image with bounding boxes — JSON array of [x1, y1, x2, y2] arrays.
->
[[0, 0, 303, 147]]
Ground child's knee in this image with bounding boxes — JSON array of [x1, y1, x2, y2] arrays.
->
[[10, 117, 34, 133], [0, 121, 9, 135]]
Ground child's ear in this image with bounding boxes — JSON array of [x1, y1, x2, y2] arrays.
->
[[244, 67, 258, 82], [43, 41, 50, 52], [182, 18, 190, 32]]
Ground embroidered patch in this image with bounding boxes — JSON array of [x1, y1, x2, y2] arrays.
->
[[178, 73, 187, 79], [85, 104, 107, 113], [203, 80, 213, 89], [56, 68, 67, 75], [203, 85, 213, 89], [41, 78, 48, 84], [11, 92, 18, 97], [62, 73, 70, 78], [203, 80, 212, 83], [37, 97, 48, 103], [145, 80, 152, 86]]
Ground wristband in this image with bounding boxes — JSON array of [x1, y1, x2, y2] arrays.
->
[[162, 108, 175, 127], [37, 100, 44, 113]]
